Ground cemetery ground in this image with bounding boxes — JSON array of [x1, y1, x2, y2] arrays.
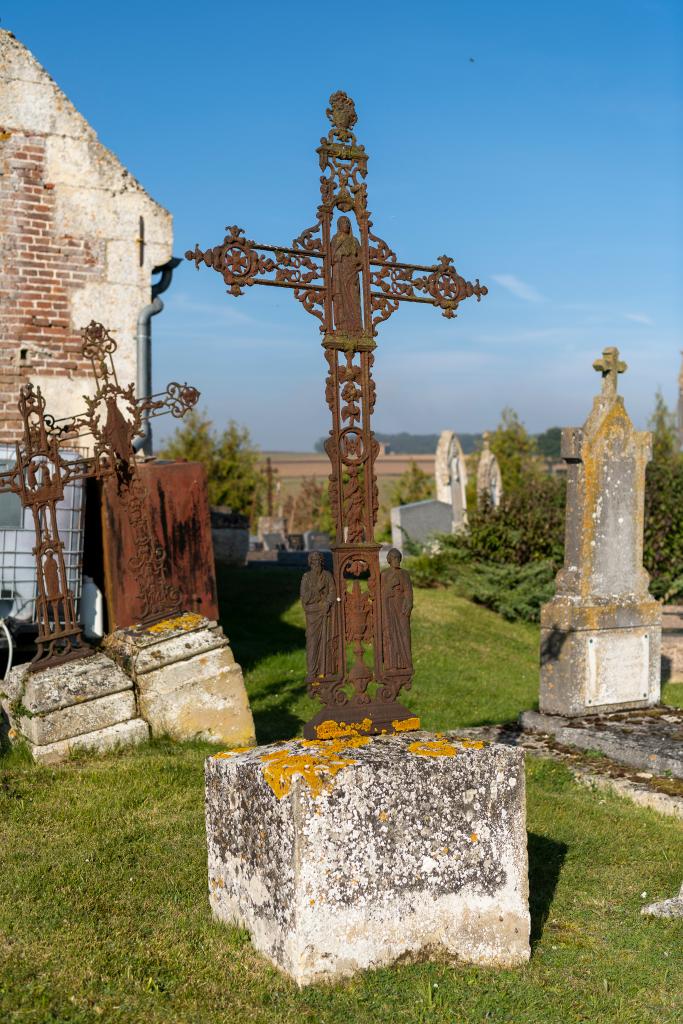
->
[[1, 568, 681, 1024]]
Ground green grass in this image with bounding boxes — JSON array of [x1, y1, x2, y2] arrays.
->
[[1, 567, 681, 1024]]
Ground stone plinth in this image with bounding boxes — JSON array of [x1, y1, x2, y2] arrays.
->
[[205, 733, 530, 986], [1, 652, 148, 765], [103, 613, 255, 747], [390, 499, 452, 552], [539, 348, 661, 717]]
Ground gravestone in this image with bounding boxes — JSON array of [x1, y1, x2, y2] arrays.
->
[[188, 92, 528, 984], [476, 432, 503, 508], [435, 429, 468, 531], [539, 347, 661, 716], [257, 515, 286, 541], [303, 529, 331, 551], [390, 499, 452, 552]]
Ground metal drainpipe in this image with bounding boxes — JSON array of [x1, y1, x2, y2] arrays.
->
[[133, 256, 181, 455]]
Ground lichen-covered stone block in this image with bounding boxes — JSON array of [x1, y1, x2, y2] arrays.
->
[[1, 653, 144, 764], [103, 613, 255, 746], [205, 733, 530, 985]]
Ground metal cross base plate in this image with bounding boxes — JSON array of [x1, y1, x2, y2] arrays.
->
[[303, 701, 420, 741]]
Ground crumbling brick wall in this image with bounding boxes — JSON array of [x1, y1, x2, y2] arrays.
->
[[0, 29, 173, 440]]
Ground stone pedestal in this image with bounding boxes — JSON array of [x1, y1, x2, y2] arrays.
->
[[539, 348, 661, 717], [205, 732, 530, 985], [103, 613, 255, 746], [1, 652, 148, 765]]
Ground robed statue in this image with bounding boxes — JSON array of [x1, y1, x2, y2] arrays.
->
[[381, 548, 413, 674], [300, 551, 338, 680], [331, 215, 363, 335]]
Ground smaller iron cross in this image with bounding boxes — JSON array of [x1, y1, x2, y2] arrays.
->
[[593, 346, 627, 397], [46, 321, 200, 629]]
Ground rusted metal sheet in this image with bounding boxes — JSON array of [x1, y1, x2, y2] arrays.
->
[[101, 460, 218, 631], [187, 92, 487, 739]]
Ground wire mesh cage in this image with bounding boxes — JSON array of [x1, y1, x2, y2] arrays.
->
[[0, 444, 87, 622]]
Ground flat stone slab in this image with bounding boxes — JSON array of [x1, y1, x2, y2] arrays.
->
[[642, 882, 683, 919], [520, 706, 683, 779], [20, 688, 136, 746], [3, 652, 133, 716], [29, 716, 149, 766], [103, 612, 255, 747], [206, 732, 530, 986]]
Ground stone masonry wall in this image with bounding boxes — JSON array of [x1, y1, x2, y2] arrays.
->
[[0, 30, 173, 440]]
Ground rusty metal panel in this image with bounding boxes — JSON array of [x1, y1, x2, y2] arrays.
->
[[101, 460, 219, 631]]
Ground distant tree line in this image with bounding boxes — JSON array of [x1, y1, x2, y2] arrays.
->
[[313, 428, 563, 458]]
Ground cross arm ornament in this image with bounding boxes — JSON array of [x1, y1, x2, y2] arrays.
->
[[186, 93, 487, 338], [186, 227, 487, 334]]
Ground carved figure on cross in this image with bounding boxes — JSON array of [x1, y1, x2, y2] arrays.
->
[[186, 92, 488, 739], [593, 346, 627, 397]]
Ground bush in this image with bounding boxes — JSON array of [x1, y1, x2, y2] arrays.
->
[[159, 410, 265, 519]]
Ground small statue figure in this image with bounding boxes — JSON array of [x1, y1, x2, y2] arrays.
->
[[300, 551, 338, 680], [381, 548, 413, 674], [331, 215, 363, 335]]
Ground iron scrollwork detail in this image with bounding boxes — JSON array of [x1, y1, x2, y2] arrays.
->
[[186, 92, 487, 737]]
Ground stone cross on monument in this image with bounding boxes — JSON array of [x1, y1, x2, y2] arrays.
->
[[187, 92, 488, 739], [593, 345, 626, 397]]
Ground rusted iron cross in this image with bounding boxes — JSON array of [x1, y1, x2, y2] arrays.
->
[[186, 92, 487, 739], [0, 322, 198, 673], [593, 346, 627, 397]]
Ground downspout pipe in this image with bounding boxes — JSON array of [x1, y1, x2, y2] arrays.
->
[[133, 256, 181, 455]]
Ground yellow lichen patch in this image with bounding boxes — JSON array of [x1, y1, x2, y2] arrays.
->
[[144, 612, 204, 635], [378, 811, 389, 823], [470, 833, 478, 843], [408, 738, 458, 758], [213, 746, 253, 759], [315, 717, 373, 740], [460, 739, 486, 750], [260, 745, 360, 800], [392, 716, 421, 732]]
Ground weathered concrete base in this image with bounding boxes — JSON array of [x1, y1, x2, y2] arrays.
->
[[30, 717, 149, 765], [540, 599, 661, 717], [1, 653, 147, 765], [520, 706, 683, 779], [642, 882, 683, 919], [103, 612, 255, 746], [206, 732, 530, 986]]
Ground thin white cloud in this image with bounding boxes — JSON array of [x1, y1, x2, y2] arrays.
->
[[491, 274, 545, 303], [624, 312, 654, 326]]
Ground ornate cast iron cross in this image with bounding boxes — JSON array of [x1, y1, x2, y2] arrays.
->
[[186, 91, 487, 739], [0, 322, 198, 673]]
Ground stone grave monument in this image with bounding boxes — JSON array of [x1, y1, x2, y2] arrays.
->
[[0, 379, 147, 764], [187, 91, 529, 983], [390, 497, 453, 552], [536, 347, 661, 717], [476, 432, 503, 507], [435, 428, 468, 531], [2, 321, 255, 761]]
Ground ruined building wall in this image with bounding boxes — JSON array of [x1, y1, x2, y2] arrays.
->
[[0, 29, 173, 442]]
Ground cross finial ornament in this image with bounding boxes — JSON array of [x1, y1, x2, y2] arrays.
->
[[186, 93, 487, 740], [593, 346, 627, 397]]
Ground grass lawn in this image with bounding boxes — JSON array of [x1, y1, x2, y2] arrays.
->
[[1, 567, 681, 1024]]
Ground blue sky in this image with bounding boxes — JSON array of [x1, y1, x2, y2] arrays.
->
[[6, 1, 683, 449]]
